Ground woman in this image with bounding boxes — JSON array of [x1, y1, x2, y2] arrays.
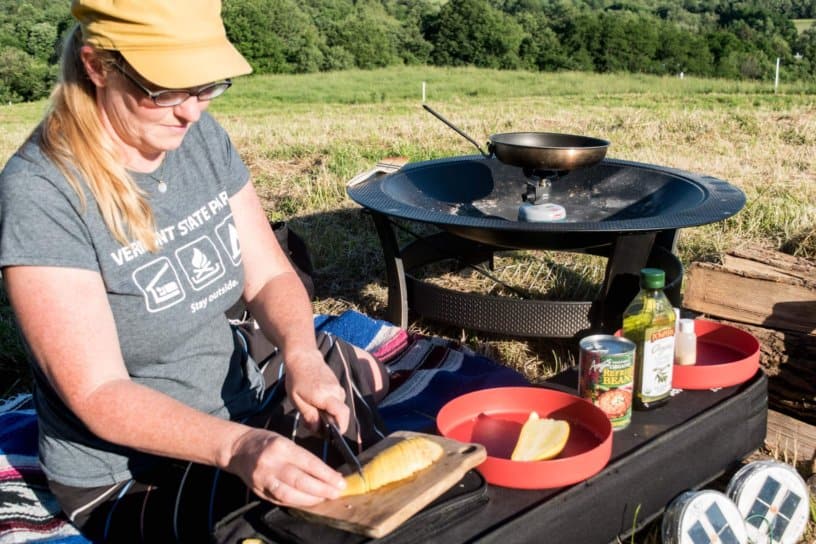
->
[[0, 1, 387, 541]]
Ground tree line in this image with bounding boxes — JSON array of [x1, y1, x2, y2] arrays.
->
[[2, 0, 816, 104]]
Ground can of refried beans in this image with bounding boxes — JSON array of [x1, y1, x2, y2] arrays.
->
[[578, 334, 636, 430]]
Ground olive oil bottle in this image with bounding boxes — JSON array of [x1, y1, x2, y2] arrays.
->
[[622, 268, 676, 410]]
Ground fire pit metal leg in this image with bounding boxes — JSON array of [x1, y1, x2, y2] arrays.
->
[[597, 232, 657, 330], [595, 230, 682, 331], [370, 212, 409, 328], [369, 212, 496, 328]]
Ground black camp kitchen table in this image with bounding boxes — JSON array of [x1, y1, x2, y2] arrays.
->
[[240, 369, 767, 542], [431, 369, 767, 543]]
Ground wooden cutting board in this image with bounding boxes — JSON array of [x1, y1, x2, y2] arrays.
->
[[291, 431, 486, 538]]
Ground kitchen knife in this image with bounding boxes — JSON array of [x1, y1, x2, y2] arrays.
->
[[319, 411, 366, 483]]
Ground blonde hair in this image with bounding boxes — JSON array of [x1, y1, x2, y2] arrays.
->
[[39, 25, 158, 252]]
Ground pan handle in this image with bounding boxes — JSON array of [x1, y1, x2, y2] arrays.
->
[[422, 104, 490, 158]]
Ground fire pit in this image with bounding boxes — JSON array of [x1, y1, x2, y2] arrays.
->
[[347, 155, 745, 337]]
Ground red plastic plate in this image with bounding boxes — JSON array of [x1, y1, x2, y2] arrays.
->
[[436, 387, 612, 489], [672, 319, 760, 390]]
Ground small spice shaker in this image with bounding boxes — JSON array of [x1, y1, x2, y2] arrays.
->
[[674, 318, 697, 366]]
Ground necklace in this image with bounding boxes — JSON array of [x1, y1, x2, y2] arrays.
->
[[147, 155, 169, 194]]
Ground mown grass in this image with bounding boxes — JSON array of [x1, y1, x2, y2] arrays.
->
[[1, 66, 814, 542], [217, 66, 816, 107], [794, 18, 815, 33]]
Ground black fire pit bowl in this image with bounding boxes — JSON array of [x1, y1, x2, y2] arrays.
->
[[347, 156, 745, 251]]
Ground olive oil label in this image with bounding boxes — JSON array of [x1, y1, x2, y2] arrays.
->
[[639, 326, 675, 398]]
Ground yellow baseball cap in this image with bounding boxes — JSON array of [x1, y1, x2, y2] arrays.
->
[[71, 0, 252, 88]]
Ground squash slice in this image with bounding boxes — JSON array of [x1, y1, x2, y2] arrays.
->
[[510, 412, 570, 461], [341, 436, 444, 496]]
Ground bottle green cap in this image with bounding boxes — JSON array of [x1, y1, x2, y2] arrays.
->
[[640, 268, 665, 289]]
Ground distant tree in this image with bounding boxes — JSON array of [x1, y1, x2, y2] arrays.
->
[[494, 0, 552, 15], [736, 50, 772, 79], [797, 0, 816, 17], [303, 0, 404, 69], [320, 44, 356, 71], [654, 2, 707, 30], [0, 46, 53, 102], [0, 21, 18, 49], [537, 0, 586, 31], [426, 0, 526, 69], [383, 0, 435, 64], [656, 23, 714, 76], [382, 0, 445, 20], [26, 21, 56, 61], [11, 3, 39, 38], [515, 12, 571, 71], [223, 0, 325, 73], [555, 11, 603, 71], [594, 11, 660, 73], [717, 2, 798, 45], [706, 28, 746, 78], [302, 0, 356, 26], [793, 27, 816, 77], [223, 1, 287, 73], [395, 14, 433, 65], [325, 2, 402, 68]]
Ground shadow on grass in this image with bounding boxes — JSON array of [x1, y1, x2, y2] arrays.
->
[[287, 208, 391, 313]]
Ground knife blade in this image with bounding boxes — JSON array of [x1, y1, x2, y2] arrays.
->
[[319, 411, 366, 483]]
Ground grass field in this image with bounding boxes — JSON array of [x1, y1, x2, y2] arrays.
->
[[1, 66, 814, 541], [794, 18, 815, 33]]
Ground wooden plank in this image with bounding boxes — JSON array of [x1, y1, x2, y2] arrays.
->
[[684, 261, 816, 335], [765, 409, 816, 464], [726, 246, 816, 286], [291, 431, 486, 538], [735, 246, 816, 277]]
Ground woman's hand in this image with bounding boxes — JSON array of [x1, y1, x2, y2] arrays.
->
[[227, 427, 346, 506], [284, 349, 350, 432]]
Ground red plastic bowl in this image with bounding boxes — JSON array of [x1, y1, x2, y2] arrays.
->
[[436, 387, 613, 489], [672, 319, 760, 390]]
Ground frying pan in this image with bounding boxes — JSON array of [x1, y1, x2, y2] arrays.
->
[[423, 104, 610, 172]]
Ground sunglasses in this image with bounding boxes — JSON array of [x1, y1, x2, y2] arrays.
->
[[113, 64, 231, 107]]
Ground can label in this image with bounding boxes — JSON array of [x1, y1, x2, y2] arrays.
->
[[579, 335, 635, 430]]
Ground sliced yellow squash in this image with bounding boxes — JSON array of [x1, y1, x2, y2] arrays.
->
[[510, 411, 570, 461], [341, 436, 444, 496]]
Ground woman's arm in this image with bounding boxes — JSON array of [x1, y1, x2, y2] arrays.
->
[[229, 182, 351, 432], [3, 264, 345, 505]]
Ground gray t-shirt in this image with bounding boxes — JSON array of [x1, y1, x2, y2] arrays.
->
[[0, 112, 265, 486]]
